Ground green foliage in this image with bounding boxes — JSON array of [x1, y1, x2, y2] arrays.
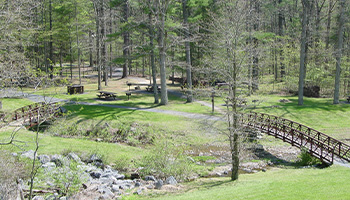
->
[[139, 141, 194, 181], [45, 118, 156, 146], [0, 151, 30, 200], [48, 161, 88, 196], [297, 148, 322, 166]]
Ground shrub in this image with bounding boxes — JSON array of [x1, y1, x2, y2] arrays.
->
[[0, 151, 30, 200], [138, 141, 194, 181], [297, 148, 322, 166]]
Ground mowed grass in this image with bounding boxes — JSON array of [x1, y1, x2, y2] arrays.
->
[[0, 128, 146, 164], [249, 95, 350, 139], [64, 104, 222, 145], [0, 98, 34, 112], [145, 166, 350, 200]]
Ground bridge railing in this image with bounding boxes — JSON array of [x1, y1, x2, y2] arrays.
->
[[10, 102, 62, 125], [244, 112, 350, 163]]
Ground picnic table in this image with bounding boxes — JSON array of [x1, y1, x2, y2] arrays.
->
[[97, 91, 117, 99], [146, 85, 161, 92]]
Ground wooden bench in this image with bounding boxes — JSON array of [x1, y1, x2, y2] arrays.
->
[[347, 96, 350, 103], [97, 91, 117, 99]]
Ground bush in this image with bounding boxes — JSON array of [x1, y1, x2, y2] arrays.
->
[[0, 151, 30, 200], [138, 141, 194, 181], [297, 148, 322, 166], [45, 119, 155, 145]]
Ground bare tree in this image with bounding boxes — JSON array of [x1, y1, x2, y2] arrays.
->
[[203, 0, 252, 181]]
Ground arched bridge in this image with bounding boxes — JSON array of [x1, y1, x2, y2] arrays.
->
[[0, 102, 62, 128], [242, 112, 350, 164]]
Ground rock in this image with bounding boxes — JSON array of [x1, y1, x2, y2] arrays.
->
[[59, 197, 67, 200], [42, 162, 56, 169], [51, 154, 64, 167], [135, 182, 142, 187], [155, 180, 163, 189], [130, 173, 140, 180], [67, 152, 81, 162], [115, 174, 125, 180], [165, 176, 177, 185], [45, 194, 57, 200], [243, 168, 252, 173], [146, 184, 154, 189], [111, 185, 120, 193], [89, 154, 103, 163], [134, 189, 142, 195], [262, 169, 267, 172], [21, 150, 35, 160], [215, 172, 222, 177], [187, 156, 195, 163], [145, 175, 156, 182], [11, 152, 18, 157], [32, 196, 45, 200], [38, 155, 50, 164], [90, 171, 102, 179]]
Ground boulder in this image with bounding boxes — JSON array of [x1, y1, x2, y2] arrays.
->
[[42, 162, 56, 170], [165, 176, 177, 185], [38, 155, 50, 164], [67, 152, 81, 162], [21, 150, 35, 160], [32, 196, 45, 200], [155, 180, 163, 189], [90, 171, 102, 179], [145, 175, 156, 182], [51, 154, 64, 167]]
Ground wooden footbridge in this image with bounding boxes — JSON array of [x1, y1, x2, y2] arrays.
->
[[242, 112, 350, 164], [0, 102, 63, 128]]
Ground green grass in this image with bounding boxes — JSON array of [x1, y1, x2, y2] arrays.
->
[[64, 104, 223, 145], [249, 95, 350, 139], [0, 98, 34, 112], [0, 128, 145, 164], [144, 166, 350, 200]]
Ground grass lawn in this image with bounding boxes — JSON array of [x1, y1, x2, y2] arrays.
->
[[0, 128, 146, 164], [0, 98, 34, 112], [249, 95, 350, 140], [144, 165, 350, 200]]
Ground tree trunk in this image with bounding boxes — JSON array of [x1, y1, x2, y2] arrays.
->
[[122, 0, 129, 78], [298, 0, 310, 105], [49, 0, 53, 79], [101, 0, 108, 86], [182, 0, 193, 103], [325, 0, 334, 49], [333, 0, 346, 104], [95, 1, 102, 90], [75, 4, 81, 85], [149, 2, 159, 104], [158, 4, 168, 105], [89, 30, 93, 68]]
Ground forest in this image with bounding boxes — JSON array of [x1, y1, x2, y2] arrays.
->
[[1, 0, 350, 199], [1, 0, 350, 104]]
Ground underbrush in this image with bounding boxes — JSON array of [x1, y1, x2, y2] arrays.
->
[[44, 118, 156, 146], [0, 150, 30, 200], [138, 141, 195, 181]]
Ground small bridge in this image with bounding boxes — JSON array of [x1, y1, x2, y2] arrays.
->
[[242, 112, 350, 164], [1, 102, 63, 128]]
